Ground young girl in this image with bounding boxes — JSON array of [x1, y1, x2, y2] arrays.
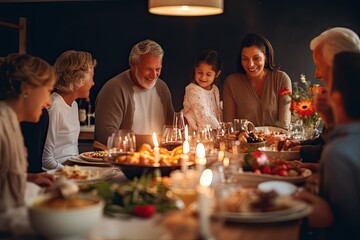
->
[[183, 49, 222, 132]]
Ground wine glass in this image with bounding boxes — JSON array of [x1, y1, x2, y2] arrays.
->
[[173, 111, 185, 130], [289, 120, 305, 140], [160, 125, 184, 150], [197, 124, 216, 156], [107, 130, 136, 159], [169, 170, 200, 208]]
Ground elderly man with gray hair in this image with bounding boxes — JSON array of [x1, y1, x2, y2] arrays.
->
[[95, 39, 174, 147], [294, 27, 360, 240]]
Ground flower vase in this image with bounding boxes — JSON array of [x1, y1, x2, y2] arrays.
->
[[303, 124, 316, 140]]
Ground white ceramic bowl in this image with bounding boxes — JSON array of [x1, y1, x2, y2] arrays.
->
[[28, 195, 104, 240], [258, 146, 300, 160], [258, 181, 297, 196]]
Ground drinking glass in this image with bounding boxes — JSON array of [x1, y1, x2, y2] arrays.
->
[[170, 170, 200, 208], [161, 125, 183, 150], [197, 125, 216, 156], [107, 130, 136, 159], [173, 111, 185, 130], [240, 119, 255, 133], [289, 120, 304, 140]]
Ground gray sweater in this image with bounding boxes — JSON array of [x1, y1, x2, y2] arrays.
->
[[95, 69, 174, 145]]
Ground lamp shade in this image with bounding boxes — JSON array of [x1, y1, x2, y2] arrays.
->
[[149, 0, 223, 16]]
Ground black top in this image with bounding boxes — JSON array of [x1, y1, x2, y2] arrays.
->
[[20, 108, 49, 173]]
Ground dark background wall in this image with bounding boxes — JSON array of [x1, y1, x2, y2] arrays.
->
[[1, 0, 359, 111]]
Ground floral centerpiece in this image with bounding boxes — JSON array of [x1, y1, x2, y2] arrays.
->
[[279, 74, 323, 138]]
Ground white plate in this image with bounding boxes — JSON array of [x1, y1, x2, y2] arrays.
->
[[80, 151, 108, 162], [235, 170, 311, 188], [68, 156, 112, 166], [255, 126, 288, 136], [219, 204, 312, 223], [258, 181, 297, 196], [191, 199, 312, 223], [48, 166, 116, 184], [258, 146, 300, 160]]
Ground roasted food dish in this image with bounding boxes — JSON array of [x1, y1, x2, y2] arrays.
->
[[114, 144, 194, 167], [54, 165, 99, 180], [81, 151, 108, 160]]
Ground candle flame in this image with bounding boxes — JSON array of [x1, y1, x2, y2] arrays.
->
[[196, 143, 205, 158], [223, 157, 229, 168], [152, 132, 159, 147], [200, 169, 213, 187], [183, 140, 190, 154]]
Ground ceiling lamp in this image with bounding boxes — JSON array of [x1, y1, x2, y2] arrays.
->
[[149, 0, 223, 16]]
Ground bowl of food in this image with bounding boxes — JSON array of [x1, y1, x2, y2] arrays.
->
[[110, 144, 195, 179], [258, 146, 300, 160], [28, 194, 104, 240]]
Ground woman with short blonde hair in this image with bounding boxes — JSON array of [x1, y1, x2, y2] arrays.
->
[[42, 50, 96, 170]]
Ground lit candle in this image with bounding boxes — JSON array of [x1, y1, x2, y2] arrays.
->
[[197, 169, 213, 240], [185, 124, 189, 141], [217, 150, 225, 162], [223, 157, 229, 168], [196, 143, 206, 172], [182, 140, 190, 172], [152, 132, 160, 166]]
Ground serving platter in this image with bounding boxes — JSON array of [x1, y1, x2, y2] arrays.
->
[[191, 198, 312, 223], [255, 126, 288, 136], [234, 170, 311, 188], [258, 146, 300, 160], [217, 203, 312, 223], [48, 166, 116, 184], [68, 156, 112, 166], [79, 151, 108, 162]]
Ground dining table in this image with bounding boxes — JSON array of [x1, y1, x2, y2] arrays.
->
[[3, 140, 318, 240]]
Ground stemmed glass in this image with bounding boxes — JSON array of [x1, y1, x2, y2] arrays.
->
[[160, 125, 184, 150], [169, 170, 200, 208], [107, 130, 136, 159], [197, 124, 216, 156]]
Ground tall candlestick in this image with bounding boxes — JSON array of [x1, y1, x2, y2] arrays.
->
[[182, 140, 190, 172], [196, 143, 206, 172], [197, 169, 213, 240], [152, 132, 160, 166]]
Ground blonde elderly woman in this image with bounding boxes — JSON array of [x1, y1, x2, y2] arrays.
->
[[0, 53, 56, 213], [42, 50, 96, 170]]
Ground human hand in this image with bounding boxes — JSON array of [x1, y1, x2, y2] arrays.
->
[[302, 163, 320, 172], [284, 139, 301, 150], [27, 172, 55, 187], [294, 190, 333, 228], [313, 92, 334, 127]]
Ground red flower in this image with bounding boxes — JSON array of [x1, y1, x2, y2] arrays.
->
[[294, 99, 314, 117], [279, 87, 292, 96]]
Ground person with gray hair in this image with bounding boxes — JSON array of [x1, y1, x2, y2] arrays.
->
[[296, 52, 360, 240], [95, 39, 174, 147], [42, 50, 96, 170], [282, 27, 360, 163]]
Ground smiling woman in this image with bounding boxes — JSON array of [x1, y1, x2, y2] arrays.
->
[[223, 33, 292, 130], [0, 53, 56, 214]]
